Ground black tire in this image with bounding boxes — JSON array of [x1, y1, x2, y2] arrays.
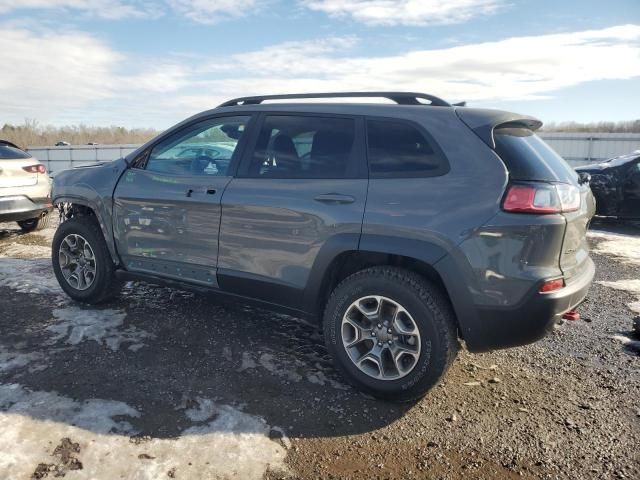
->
[[323, 267, 458, 402], [17, 212, 50, 232], [52, 215, 120, 304]]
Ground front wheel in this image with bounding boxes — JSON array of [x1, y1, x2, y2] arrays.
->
[[323, 267, 458, 402], [52, 216, 120, 304]]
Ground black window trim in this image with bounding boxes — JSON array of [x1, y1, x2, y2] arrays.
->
[[129, 113, 258, 177], [236, 111, 367, 180], [364, 115, 450, 179]]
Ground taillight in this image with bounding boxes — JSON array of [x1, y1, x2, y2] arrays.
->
[[539, 277, 564, 293], [502, 183, 580, 214], [22, 164, 47, 174]]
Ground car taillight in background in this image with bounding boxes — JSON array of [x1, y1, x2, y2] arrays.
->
[[22, 164, 47, 174], [502, 183, 580, 214]]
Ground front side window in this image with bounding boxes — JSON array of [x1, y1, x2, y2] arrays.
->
[[247, 115, 356, 179], [146, 116, 250, 176], [366, 119, 448, 177]]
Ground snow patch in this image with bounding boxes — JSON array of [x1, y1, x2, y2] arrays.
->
[[184, 397, 217, 423], [0, 383, 139, 435], [598, 279, 640, 314], [0, 243, 50, 259], [611, 335, 640, 351], [0, 347, 45, 374], [588, 230, 640, 266], [0, 384, 287, 480], [0, 258, 62, 295], [237, 349, 349, 390], [47, 306, 153, 351]]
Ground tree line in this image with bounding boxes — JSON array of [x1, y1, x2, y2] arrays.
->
[[1, 120, 160, 149], [2, 118, 639, 149]]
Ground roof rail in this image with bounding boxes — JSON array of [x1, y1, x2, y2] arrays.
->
[[218, 92, 452, 108]]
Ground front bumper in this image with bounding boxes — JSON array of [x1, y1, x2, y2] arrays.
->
[[0, 195, 53, 222], [468, 257, 595, 352]]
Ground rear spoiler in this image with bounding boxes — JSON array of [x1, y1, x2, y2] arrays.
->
[[455, 108, 543, 149], [0, 139, 23, 150]]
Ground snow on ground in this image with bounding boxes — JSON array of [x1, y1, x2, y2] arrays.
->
[[238, 348, 349, 390], [47, 306, 152, 352], [590, 229, 640, 316], [597, 280, 640, 314], [0, 383, 287, 480], [0, 258, 62, 296], [588, 229, 640, 267], [0, 347, 45, 374], [0, 225, 288, 479], [589, 228, 640, 349]]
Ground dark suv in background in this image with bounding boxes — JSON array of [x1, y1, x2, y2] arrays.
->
[[51, 92, 595, 401]]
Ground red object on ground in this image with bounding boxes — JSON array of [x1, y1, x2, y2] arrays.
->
[[562, 310, 580, 321]]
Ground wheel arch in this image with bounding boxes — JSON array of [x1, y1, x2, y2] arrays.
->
[[53, 196, 119, 266], [306, 234, 469, 338]]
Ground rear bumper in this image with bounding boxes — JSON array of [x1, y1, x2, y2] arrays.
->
[[0, 195, 53, 222], [466, 257, 595, 352]]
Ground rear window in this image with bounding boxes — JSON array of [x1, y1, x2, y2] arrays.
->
[[0, 145, 31, 159], [366, 119, 448, 178], [494, 128, 578, 184]]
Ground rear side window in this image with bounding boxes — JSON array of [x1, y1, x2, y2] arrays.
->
[[247, 115, 356, 179], [366, 120, 448, 178], [0, 145, 31, 159], [494, 128, 578, 184]]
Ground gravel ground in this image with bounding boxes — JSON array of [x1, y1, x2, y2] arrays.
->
[[0, 218, 638, 479]]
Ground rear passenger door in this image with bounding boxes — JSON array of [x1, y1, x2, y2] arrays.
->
[[217, 113, 367, 309]]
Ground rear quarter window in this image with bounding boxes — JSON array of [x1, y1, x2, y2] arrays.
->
[[366, 119, 449, 178], [494, 128, 578, 184], [0, 145, 31, 159]]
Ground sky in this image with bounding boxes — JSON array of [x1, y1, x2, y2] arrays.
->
[[0, 0, 639, 130]]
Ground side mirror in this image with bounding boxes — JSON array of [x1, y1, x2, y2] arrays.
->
[[578, 172, 591, 185]]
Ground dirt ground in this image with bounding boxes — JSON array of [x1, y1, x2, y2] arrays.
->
[[0, 218, 638, 480]]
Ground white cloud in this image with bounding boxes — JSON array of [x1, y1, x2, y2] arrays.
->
[[167, 0, 261, 24], [0, 24, 639, 128], [0, 0, 260, 22], [302, 0, 507, 26], [189, 24, 640, 105], [0, 0, 159, 19]]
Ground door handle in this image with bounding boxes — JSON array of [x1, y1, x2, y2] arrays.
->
[[313, 193, 356, 204], [186, 188, 216, 197]]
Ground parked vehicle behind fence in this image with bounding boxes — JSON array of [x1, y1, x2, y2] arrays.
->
[[50, 92, 596, 401], [0, 140, 53, 231], [576, 151, 640, 218]]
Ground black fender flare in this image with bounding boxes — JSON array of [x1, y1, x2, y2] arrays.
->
[[304, 233, 480, 347], [52, 194, 120, 266]]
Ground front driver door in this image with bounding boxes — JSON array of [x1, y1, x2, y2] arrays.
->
[[113, 115, 252, 287]]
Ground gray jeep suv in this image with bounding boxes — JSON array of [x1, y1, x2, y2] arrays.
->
[[51, 92, 595, 401]]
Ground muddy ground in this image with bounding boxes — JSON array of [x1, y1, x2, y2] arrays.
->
[[0, 218, 638, 479]]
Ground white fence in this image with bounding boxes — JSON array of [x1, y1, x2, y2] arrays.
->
[[26, 144, 140, 173], [27, 133, 640, 173], [540, 132, 640, 167]]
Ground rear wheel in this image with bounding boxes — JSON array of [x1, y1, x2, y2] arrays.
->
[[17, 212, 50, 232], [323, 267, 458, 402], [52, 216, 120, 303]]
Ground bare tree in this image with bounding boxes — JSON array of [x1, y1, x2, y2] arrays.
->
[[1, 120, 160, 148]]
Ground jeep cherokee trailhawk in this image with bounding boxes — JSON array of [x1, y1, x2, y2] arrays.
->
[[51, 92, 595, 401]]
